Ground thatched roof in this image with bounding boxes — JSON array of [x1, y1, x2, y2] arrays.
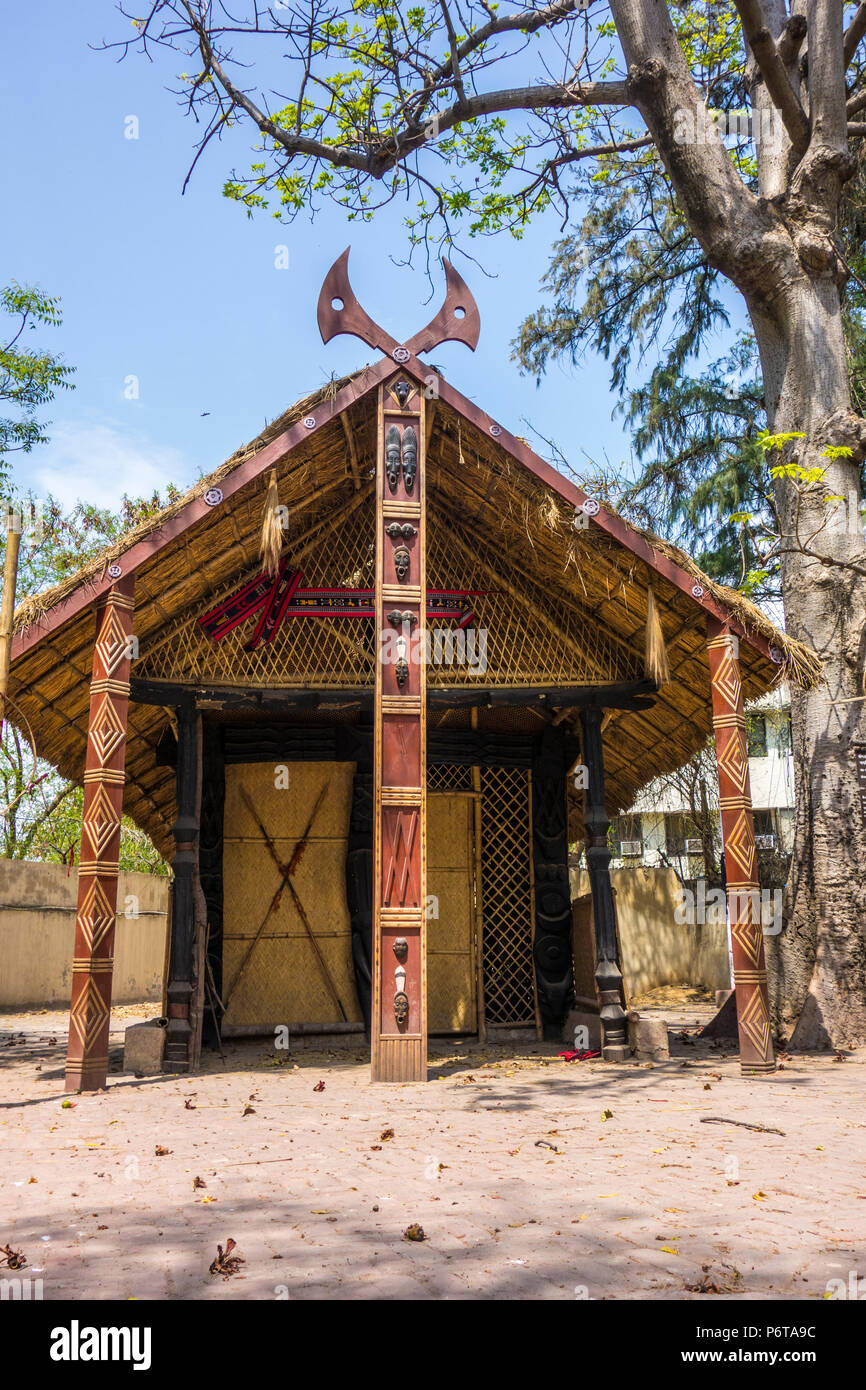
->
[[8, 358, 821, 856]]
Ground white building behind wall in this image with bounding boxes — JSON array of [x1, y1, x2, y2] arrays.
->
[[610, 685, 795, 875]]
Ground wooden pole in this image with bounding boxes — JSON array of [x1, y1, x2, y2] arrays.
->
[[579, 707, 629, 1061], [65, 576, 135, 1092], [0, 517, 22, 740], [163, 697, 203, 1073], [371, 381, 428, 1082], [706, 617, 775, 1074]]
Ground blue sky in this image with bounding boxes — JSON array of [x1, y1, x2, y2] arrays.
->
[[1, 1, 743, 514]]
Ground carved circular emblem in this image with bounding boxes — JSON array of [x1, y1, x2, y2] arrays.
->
[[581, 498, 600, 517], [489, 423, 502, 437], [769, 645, 784, 665], [203, 487, 223, 507], [303, 416, 316, 430], [107, 563, 123, 580], [691, 584, 705, 599], [394, 991, 410, 1025], [392, 346, 411, 363]]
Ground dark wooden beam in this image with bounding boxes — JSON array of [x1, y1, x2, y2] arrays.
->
[[131, 676, 657, 715]]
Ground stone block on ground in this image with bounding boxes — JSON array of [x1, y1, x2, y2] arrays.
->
[[123, 1017, 166, 1074], [627, 1011, 670, 1060]]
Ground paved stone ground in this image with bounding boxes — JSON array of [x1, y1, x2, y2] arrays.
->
[[1, 1009, 865, 1301]]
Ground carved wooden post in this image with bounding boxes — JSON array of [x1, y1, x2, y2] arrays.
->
[[65, 577, 135, 1092], [707, 617, 775, 1074], [531, 726, 575, 1039], [371, 375, 427, 1082], [579, 707, 629, 1061], [164, 697, 203, 1072]]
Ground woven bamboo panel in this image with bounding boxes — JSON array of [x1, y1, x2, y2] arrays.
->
[[427, 505, 642, 687], [222, 762, 362, 1026], [427, 762, 473, 792], [137, 500, 376, 688], [479, 766, 536, 1025]]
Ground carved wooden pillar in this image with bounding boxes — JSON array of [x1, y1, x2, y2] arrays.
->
[[579, 707, 629, 1061], [163, 697, 203, 1073], [371, 375, 427, 1082], [707, 617, 775, 1074], [531, 726, 575, 1039], [199, 720, 225, 1049], [65, 577, 135, 1092]]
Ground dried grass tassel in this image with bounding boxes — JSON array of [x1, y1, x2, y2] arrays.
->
[[644, 585, 670, 686], [259, 468, 283, 576]]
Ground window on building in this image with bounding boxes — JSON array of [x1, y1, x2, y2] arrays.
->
[[746, 713, 768, 757], [754, 809, 777, 850], [613, 815, 642, 857], [665, 813, 702, 857], [777, 711, 792, 754]]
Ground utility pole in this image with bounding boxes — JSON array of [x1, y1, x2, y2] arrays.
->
[[0, 503, 22, 741]]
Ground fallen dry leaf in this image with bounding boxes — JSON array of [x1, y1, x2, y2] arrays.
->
[[209, 1237, 244, 1279], [404, 1223, 426, 1242]]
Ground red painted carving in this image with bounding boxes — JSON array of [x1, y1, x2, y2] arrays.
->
[[65, 578, 135, 1092], [707, 615, 775, 1075]]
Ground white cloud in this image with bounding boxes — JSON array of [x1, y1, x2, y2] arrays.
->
[[13, 419, 189, 510]]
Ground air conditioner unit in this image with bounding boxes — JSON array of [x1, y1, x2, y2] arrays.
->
[[755, 833, 776, 850], [619, 840, 642, 857], [684, 838, 704, 855]]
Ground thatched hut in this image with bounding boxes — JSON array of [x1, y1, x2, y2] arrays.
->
[[6, 277, 821, 1089]]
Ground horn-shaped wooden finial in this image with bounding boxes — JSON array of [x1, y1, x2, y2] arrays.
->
[[316, 247, 480, 361]]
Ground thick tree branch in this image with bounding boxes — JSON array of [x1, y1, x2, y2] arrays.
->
[[808, 0, 849, 152], [733, 0, 810, 151], [844, 2, 866, 67], [777, 13, 808, 67], [609, 0, 770, 290], [846, 86, 866, 117]]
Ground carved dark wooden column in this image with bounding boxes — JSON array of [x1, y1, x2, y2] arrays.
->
[[707, 617, 775, 1074], [531, 726, 575, 1039], [65, 577, 135, 1092], [579, 707, 629, 1061], [164, 698, 203, 1072], [199, 720, 225, 1049], [371, 375, 427, 1082]]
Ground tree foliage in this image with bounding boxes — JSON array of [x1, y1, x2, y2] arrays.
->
[[0, 282, 74, 479]]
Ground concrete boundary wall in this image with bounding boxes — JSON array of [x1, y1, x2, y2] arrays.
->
[[571, 865, 731, 999], [0, 860, 170, 1008]]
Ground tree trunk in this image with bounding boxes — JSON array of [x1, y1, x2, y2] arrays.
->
[[610, 0, 866, 1048], [750, 278, 866, 1048]]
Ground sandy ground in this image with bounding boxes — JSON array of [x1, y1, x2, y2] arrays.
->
[[1, 1006, 865, 1301]]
